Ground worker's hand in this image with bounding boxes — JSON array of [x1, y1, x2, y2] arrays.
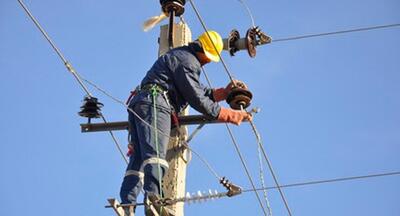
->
[[217, 107, 252, 125], [213, 80, 248, 102], [226, 79, 248, 92]]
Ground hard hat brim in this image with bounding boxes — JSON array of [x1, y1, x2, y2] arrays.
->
[[204, 49, 220, 62]]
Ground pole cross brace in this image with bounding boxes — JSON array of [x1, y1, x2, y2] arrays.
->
[[80, 114, 244, 133]]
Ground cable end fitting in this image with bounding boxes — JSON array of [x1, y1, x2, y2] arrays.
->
[[220, 177, 242, 197], [65, 61, 76, 74]]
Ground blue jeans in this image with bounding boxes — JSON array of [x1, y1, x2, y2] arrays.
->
[[120, 91, 171, 205]]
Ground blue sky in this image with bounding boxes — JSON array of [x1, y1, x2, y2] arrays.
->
[[1, 0, 399, 215]]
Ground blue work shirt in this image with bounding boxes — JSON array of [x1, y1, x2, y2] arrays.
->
[[140, 43, 221, 118]]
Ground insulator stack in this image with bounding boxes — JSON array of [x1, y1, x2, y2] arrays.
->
[[78, 96, 103, 123], [226, 87, 253, 110], [223, 26, 272, 58], [163, 189, 226, 205], [160, 0, 186, 16]]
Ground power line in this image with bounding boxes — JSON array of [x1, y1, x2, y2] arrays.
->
[[243, 171, 400, 192], [17, 0, 129, 164], [188, 0, 236, 83], [272, 23, 400, 43], [202, 64, 269, 214], [124, 170, 400, 207], [188, 1, 292, 215]]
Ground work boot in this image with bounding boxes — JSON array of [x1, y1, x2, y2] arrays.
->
[[145, 193, 175, 216], [123, 205, 135, 216]]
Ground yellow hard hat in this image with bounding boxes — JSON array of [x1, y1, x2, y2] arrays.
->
[[198, 30, 223, 62]]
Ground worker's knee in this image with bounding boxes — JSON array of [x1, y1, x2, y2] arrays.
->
[[142, 158, 169, 181]]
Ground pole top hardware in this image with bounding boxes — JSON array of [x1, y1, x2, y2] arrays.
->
[[224, 26, 272, 58], [160, 0, 186, 16]]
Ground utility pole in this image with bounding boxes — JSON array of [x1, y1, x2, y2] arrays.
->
[[158, 1, 191, 216]]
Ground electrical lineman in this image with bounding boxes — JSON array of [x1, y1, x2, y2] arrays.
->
[[119, 30, 252, 216]]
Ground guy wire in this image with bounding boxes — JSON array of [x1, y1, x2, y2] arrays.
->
[[17, 0, 128, 164], [17, 0, 92, 97]]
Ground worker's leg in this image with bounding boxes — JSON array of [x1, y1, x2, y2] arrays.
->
[[120, 104, 145, 206], [134, 94, 171, 198]]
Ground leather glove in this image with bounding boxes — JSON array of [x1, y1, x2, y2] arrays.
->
[[217, 107, 252, 125], [213, 80, 248, 102]]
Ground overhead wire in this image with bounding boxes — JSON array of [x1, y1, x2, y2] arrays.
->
[[19, 0, 400, 213], [237, 0, 256, 27], [188, 0, 292, 215], [272, 23, 400, 43], [188, 0, 236, 83], [18, 0, 224, 180], [201, 65, 269, 215], [123, 170, 400, 207], [17, 0, 128, 165], [170, 170, 400, 205], [18, 0, 224, 186], [242, 171, 400, 192], [236, 0, 273, 214], [197, 20, 269, 212]]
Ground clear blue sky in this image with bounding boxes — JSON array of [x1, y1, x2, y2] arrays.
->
[[1, 0, 399, 215]]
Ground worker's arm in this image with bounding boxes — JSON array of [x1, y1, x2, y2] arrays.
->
[[199, 83, 215, 100], [174, 65, 221, 118]]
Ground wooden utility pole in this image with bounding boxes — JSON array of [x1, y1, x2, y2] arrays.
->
[[159, 21, 192, 216]]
